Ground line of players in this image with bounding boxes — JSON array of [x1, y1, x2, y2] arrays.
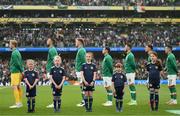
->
[[8, 38, 179, 113]]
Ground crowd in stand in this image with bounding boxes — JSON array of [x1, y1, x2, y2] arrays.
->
[[0, 25, 179, 48], [0, 0, 178, 6], [0, 58, 180, 86]]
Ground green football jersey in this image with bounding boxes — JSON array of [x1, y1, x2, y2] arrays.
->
[[165, 53, 178, 75], [75, 47, 86, 72], [124, 52, 136, 73], [46, 46, 58, 73], [148, 55, 152, 63], [102, 53, 113, 77], [10, 48, 24, 73]]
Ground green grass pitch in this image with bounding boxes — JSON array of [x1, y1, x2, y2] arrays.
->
[[0, 85, 179, 115]]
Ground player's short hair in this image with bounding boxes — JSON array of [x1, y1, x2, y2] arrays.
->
[[10, 40, 18, 47], [87, 52, 93, 57], [126, 43, 132, 49], [150, 51, 158, 57], [76, 38, 84, 46], [104, 47, 110, 53], [26, 59, 35, 64], [166, 45, 172, 51], [53, 55, 61, 62], [115, 63, 122, 68], [147, 44, 153, 50], [48, 38, 55, 44]]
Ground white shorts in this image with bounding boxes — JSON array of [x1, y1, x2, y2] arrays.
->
[[76, 72, 83, 83], [102, 77, 112, 87], [46, 73, 51, 79], [167, 75, 177, 86], [126, 73, 135, 85]]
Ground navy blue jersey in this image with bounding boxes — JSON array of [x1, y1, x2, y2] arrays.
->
[[146, 62, 162, 83], [50, 66, 66, 86], [112, 72, 127, 87], [24, 69, 38, 85], [81, 63, 97, 84]]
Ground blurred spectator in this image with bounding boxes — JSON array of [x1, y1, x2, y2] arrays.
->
[[0, 25, 179, 47], [0, 0, 178, 6]]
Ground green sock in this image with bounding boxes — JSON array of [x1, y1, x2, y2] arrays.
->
[[129, 85, 136, 101], [107, 90, 113, 101], [172, 87, 177, 100], [169, 87, 173, 99]]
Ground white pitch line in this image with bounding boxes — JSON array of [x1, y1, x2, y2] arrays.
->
[[166, 110, 180, 115], [0, 87, 9, 90]]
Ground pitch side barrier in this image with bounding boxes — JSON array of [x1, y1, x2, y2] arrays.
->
[[95, 80, 180, 85], [63, 80, 180, 85], [0, 47, 180, 52]]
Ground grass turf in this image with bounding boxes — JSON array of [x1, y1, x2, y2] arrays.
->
[[0, 85, 179, 115]]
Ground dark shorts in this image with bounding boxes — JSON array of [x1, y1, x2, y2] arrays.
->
[[149, 82, 160, 89], [83, 84, 95, 91], [114, 86, 124, 99], [26, 87, 36, 97], [52, 86, 63, 96]]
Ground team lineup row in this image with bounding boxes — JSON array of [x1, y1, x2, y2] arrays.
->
[[8, 38, 179, 113]]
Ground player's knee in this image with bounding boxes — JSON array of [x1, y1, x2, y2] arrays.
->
[[53, 96, 57, 100], [149, 88, 154, 93], [155, 89, 159, 93], [12, 85, 18, 90], [17, 85, 21, 89], [128, 82, 134, 86], [89, 92, 93, 96], [155, 92, 159, 95], [105, 86, 112, 91], [85, 92, 88, 96]]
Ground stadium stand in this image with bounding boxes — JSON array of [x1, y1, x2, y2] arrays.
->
[[0, 25, 179, 47], [0, 0, 179, 6]]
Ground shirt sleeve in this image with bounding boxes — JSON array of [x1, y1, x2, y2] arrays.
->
[[23, 72, 27, 79], [129, 55, 136, 70], [50, 68, 53, 75], [81, 65, 84, 72], [124, 74, 127, 82], [12, 53, 23, 72], [79, 50, 86, 64], [170, 56, 178, 73], [158, 64, 163, 71], [50, 49, 58, 61], [146, 64, 150, 71], [106, 58, 113, 74]]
